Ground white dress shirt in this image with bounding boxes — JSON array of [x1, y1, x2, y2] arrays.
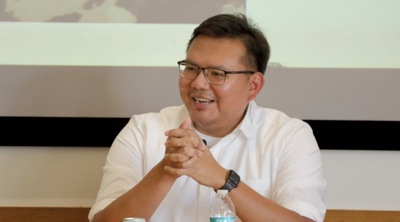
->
[[89, 101, 327, 222]]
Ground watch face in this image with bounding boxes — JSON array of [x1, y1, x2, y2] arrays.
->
[[229, 170, 241, 187]]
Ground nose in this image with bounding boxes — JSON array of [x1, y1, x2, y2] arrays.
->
[[191, 68, 210, 90]]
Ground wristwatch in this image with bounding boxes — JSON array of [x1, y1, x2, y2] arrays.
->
[[216, 170, 240, 192]]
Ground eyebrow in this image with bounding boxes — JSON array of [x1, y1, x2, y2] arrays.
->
[[183, 59, 198, 66], [184, 59, 229, 71]]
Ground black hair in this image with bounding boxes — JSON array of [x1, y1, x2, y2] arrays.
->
[[187, 14, 270, 74]]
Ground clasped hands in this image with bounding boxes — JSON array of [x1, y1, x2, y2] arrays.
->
[[163, 117, 227, 189]]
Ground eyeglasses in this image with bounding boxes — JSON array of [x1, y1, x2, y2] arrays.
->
[[177, 60, 255, 86]]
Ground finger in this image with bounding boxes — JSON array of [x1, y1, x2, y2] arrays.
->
[[165, 146, 178, 154], [198, 139, 207, 151], [178, 155, 198, 168], [164, 137, 192, 149], [165, 145, 202, 158], [165, 153, 190, 163], [164, 166, 187, 176], [179, 117, 192, 130], [164, 117, 191, 136], [165, 138, 204, 156], [165, 128, 193, 137], [165, 130, 201, 146], [178, 146, 203, 157]]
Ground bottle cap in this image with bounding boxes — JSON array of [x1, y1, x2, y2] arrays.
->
[[217, 189, 228, 195], [123, 218, 146, 222]]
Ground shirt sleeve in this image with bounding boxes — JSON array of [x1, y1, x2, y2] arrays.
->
[[272, 123, 327, 222], [88, 115, 145, 221]]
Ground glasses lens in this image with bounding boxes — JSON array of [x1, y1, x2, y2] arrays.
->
[[179, 63, 198, 79], [205, 68, 226, 85]]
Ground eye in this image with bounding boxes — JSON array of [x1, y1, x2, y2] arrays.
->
[[185, 64, 197, 72], [210, 70, 225, 77]]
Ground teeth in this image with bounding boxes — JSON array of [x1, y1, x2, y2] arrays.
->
[[194, 97, 212, 104], [195, 97, 210, 101]]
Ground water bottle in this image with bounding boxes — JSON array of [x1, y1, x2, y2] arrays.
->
[[123, 218, 145, 222], [210, 189, 236, 222]]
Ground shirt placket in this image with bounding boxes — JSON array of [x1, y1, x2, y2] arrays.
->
[[197, 145, 221, 221]]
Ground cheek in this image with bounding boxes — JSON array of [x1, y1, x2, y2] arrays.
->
[[179, 79, 193, 104], [179, 79, 190, 91], [217, 83, 248, 106], [214, 87, 232, 109], [217, 82, 241, 99]]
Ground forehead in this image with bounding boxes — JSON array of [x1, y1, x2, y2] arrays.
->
[[186, 35, 247, 70]]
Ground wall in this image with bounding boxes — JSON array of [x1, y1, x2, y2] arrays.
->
[[1, 147, 399, 211], [1, 66, 399, 120], [1, 66, 399, 210], [322, 150, 400, 210], [0, 147, 107, 207]]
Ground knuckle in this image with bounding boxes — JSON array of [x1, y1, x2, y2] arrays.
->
[[183, 140, 190, 147], [170, 169, 178, 176], [167, 140, 173, 147], [178, 154, 186, 162], [180, 162, 187, 168], [170, 154, 178, 162], [181, 146, 189, 154], [187, 133, 195, 139], [176, 155, 183, 162]]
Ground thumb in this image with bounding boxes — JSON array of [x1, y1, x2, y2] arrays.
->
[[179, 117, 192, 130]]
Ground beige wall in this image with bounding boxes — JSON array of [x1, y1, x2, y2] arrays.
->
[[1, 147, 399, 210], [322, 150, 400, 210], [1, 66, 400, 120], [0, 147, 107, 207]]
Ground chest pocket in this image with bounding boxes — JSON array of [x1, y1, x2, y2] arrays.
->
[[242, 179, 272, 199]]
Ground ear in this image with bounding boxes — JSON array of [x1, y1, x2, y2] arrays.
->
[[248, 72, 264, 101]]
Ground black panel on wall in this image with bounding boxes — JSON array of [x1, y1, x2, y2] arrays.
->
[[0, 117, 128, 147], [0, 117, 399, 150], [305, 120, 399, 151]]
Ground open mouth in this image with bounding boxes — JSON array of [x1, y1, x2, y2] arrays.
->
[[193, 97, 215, 104]]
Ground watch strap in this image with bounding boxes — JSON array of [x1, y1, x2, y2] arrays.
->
[[216, 170, 240, 192]]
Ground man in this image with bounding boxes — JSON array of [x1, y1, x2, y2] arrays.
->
[[89, 14, 326, 222]]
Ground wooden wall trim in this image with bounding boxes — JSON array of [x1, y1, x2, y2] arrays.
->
[[0, 207, 90, 222], [324, 210, 400, 222], [0, 207, 399, 222]]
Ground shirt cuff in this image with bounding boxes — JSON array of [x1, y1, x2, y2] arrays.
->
[[88, 199, 114, 222], [282, 201, 325, 222]]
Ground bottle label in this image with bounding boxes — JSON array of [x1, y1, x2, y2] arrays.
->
[[210, 217, 235, 222]]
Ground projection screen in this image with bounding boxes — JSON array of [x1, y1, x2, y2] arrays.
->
[[0, 0, 399, 121]]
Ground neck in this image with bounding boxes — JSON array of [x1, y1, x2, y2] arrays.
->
[[194, 105, 248, 137]]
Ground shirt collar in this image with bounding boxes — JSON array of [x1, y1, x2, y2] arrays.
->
[[235, 100, 256, 140], [186, 101, 256, 139]]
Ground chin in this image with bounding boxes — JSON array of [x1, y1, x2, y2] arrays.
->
[[191, 115, 218, 129]]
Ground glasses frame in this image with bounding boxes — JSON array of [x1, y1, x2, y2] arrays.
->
[[177, 60, 255, 86]]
